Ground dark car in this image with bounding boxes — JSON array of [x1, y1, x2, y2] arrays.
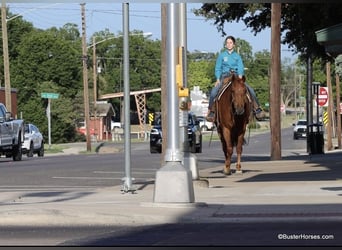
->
[[150, 112, 202, 154]]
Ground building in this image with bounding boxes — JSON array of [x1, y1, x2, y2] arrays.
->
[[0, 87, 17, 117], [77, 102, 115, 141]]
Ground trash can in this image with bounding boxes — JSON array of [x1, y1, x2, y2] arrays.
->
[[308, 123, 324, 154]]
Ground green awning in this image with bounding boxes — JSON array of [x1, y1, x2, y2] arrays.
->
[[315, 23, 342, 57]]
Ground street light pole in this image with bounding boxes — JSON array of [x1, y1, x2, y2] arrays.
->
[[121, 2, 134, 193]]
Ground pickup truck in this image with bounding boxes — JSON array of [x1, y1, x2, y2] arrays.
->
[[0, 103, 25, 161]]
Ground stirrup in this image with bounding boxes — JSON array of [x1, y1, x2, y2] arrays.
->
[[206, 111, 215, 122]]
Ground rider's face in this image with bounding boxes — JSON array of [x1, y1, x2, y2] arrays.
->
[[226, 39, 235, 51]]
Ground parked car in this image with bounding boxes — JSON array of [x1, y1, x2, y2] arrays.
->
[[293, 119, 307, 140], [22, 123, 44, 157], [150, 112, 202, 154], [0, 103, 24, 161], [197, 116, 215, 132]]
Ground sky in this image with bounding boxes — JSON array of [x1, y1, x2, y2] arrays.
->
[[6, 2, 297, 60]]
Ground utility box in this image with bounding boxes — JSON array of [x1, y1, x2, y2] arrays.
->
[[308, 123, 324, 154]]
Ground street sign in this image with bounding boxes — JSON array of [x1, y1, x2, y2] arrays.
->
[[280, 104, 285, 113], [41, 92, 59, 99], [318, 87, 328, 107]]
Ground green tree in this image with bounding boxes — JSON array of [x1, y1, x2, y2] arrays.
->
[[187, 60, 215, 94], [193, 3, 342, 61], [246, 50, 271, 108], [90, 30, 161, 115], [11, 27, 83, 142], [0, 8, 34, 85]]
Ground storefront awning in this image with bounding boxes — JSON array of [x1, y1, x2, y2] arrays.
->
[[315, 23, 342, 57]]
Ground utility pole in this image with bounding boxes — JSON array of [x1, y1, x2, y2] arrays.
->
[[1, 0, 11, 112], [92, 36, 97, 140], [326, 61, 334, 151], [336, 72, 341, 149], [270, 3, 281, 160], [81, 3, 91, 152]]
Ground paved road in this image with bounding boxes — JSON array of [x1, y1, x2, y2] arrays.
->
[[62, 221, 341, 246], [0, 126, 341, 247]]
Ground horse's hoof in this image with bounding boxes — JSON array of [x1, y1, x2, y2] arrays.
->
[[223, 168, 231, 175], [235, 170, 243, 175]]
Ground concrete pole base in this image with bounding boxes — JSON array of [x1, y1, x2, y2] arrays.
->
[[183, 152, 199, 180], [153, 161, 195, 203]]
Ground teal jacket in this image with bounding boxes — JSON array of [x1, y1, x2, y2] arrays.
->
[[215, 49, 244, 80]]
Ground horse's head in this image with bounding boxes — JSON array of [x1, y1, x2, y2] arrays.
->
[[231, 75, 247, 115]]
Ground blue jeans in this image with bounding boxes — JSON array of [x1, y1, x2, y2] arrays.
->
[[208, 74, 259, 109]]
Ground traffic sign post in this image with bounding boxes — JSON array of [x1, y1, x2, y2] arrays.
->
[[41, 92, 59, 148]]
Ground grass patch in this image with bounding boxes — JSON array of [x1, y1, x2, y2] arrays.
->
[[44, 144, 66, 154]]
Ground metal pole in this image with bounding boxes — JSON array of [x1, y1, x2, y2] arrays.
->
[[178, 3, 188, 153], [164, 3, 181, 162], [312, 82, 320, 124], [153, 3, 194, 203], [122, 3, 134, 193], [179, 3, 198, 180], [306, 56, 313, 153], [47, 98, 51, 149]]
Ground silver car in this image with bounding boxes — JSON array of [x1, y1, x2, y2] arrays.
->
[[22, 123, 44, 157]]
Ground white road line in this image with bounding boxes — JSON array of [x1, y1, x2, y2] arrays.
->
[[52, 176, 121, 180], [94, 170, 157, 174]]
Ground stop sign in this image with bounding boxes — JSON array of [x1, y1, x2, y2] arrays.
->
[[318, 87, 328, 107]]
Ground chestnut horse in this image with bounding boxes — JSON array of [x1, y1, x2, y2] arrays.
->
[[215, 74, 252, 175]]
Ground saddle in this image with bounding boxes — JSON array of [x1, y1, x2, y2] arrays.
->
[[216, 76, 252, 103]]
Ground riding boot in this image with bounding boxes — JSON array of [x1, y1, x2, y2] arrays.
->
[[252, 100, 265, 121], [206, 105, 216, 122]]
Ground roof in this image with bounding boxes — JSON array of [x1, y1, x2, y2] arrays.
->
[[90, 102, 115, 117], [315, 23, 342, 57]]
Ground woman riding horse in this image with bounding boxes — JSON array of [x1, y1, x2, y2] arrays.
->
[[215, 73, 252, 175], [206, 35, 264, 123]]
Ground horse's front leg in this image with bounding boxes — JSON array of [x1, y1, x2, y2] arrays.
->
[[224, 143, 233, 175], [235, 133, 245, 174]]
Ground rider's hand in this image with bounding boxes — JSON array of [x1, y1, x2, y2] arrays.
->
[[215, 79, 220, 86]]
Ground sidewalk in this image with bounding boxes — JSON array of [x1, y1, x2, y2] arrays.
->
[[1, 145, 342, 227]]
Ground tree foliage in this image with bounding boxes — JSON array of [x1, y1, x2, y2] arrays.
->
[[1, 6, 310, 143], [193, 3, 342, 61], [10, 23, 83, 142]]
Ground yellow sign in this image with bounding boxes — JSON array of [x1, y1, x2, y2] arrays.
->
[[323, 111, 328, 125]]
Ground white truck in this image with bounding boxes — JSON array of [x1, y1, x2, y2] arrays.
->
[[0, 103, 25, 161]]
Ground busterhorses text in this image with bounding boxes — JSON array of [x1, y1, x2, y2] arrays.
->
[[215, 74, 252, 175]]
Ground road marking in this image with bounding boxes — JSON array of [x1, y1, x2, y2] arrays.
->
[[52, 176, 121, 180], [93, 170, 157, 175], [52, 176, 155, 180]]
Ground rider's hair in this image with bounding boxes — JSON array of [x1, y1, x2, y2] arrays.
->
[[224, 36, 236, 47]]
